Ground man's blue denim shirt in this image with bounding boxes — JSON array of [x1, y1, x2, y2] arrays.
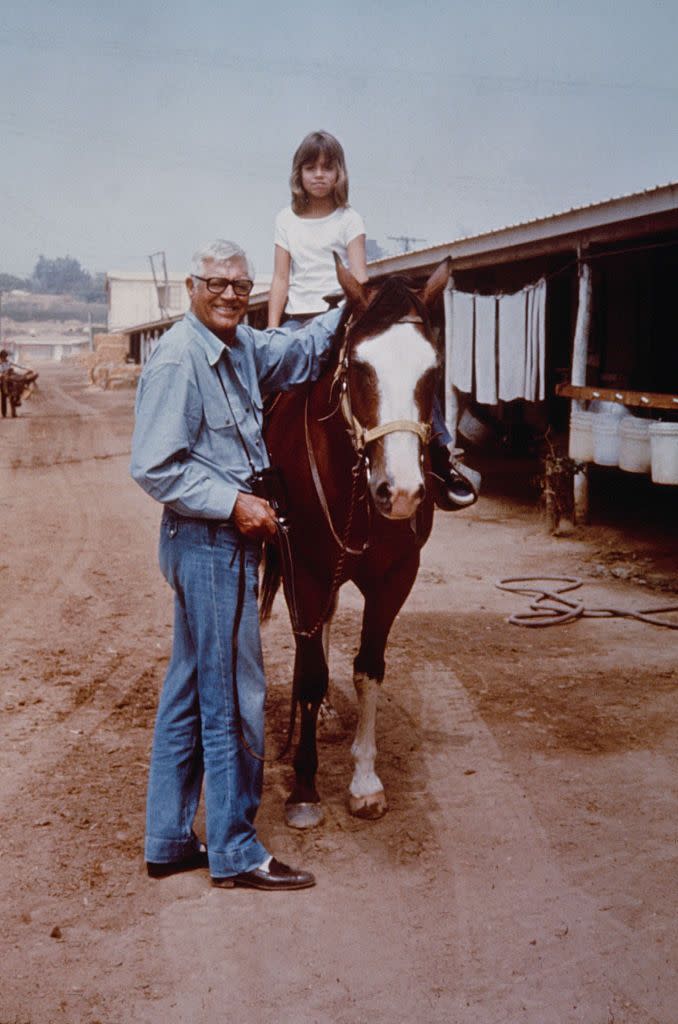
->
[[130, 307, 341, 520]]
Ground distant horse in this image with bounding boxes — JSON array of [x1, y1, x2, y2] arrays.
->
[[0, 369, 38, 418], [261, 256, 450, 828]]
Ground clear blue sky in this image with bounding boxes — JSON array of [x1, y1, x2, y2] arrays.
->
[[2, 0, 677, 277]]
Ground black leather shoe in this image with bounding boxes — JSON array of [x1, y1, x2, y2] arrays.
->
[[443, 473, 477, 508], [146, 844, 209, 878], [212, 857, 315, 891]]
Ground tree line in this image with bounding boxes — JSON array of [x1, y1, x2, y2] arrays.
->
[[0, 256, 105, 302]]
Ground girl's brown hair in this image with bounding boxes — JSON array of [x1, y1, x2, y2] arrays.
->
[[290, 130, 349, 215]]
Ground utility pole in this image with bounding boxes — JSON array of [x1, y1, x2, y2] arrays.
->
[[387, 235, 427, 254], [148, 251, 170, 319]]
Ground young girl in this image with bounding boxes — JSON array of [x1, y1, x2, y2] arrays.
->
[[268, 130, 478, 509], [268, 130, 368, 328]]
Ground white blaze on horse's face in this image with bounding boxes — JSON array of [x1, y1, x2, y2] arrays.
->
[[356, 322, 436, 519]]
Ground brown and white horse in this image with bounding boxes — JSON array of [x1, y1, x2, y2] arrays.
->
[[262, 257, 450, 828]]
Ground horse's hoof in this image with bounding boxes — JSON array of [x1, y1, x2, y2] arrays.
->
[[285, 802, 325, 830], [348, 791, 388, 820]]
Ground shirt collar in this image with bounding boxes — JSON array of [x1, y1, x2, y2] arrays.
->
[[184, 310, 247, 366]]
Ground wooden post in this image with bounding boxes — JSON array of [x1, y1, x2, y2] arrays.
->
[[571, 254, 592, 523], [443, 279, 458, 447]]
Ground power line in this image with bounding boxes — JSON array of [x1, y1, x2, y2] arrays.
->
[[388, 235, 428, 254]]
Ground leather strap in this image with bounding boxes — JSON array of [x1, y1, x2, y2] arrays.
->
[[304, 394, 369, 556]]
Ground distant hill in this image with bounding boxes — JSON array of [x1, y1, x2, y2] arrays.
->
[[2, 291, 106, 324]]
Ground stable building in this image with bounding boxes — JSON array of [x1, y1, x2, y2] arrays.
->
[[362, 182, 678, 514]]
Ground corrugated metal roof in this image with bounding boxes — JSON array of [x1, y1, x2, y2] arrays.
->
[[368, 181, 678, 273]]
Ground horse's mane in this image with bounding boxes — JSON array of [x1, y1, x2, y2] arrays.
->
[[342, 275, 432, 344]]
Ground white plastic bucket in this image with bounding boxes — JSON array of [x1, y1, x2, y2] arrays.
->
[[619, 416, 651, 474], [569, 410, 594, 462], [592, 414, 621, 466], [649, 422, 678, 485]]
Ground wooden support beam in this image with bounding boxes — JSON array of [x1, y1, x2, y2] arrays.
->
[[570, 258, 592, 522], [556, 383, 678, 411], [443, 281, 458, 445]]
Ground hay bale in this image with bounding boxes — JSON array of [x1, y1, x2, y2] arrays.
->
[[105, 365, 141, 390], [87, 332, 133, 387]]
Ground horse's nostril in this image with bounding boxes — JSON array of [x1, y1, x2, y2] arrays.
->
[[375, 482, 392, 502]]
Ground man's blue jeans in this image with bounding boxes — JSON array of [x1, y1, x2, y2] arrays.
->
[[144, 510, 268, 877]]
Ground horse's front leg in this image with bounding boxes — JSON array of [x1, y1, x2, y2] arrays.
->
[[285, 632, 328, 830], [349, 554, 420, 819]]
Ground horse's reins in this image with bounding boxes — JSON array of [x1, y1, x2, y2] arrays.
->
[[304, 393, 369, 556], [215, 359, 298, 765], [275, 454, 367, 641]]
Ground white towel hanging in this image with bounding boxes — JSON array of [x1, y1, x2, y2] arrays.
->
[[498, 290, 527, 402], [474, 294, 498, 405], [446, 286, 474, 394]]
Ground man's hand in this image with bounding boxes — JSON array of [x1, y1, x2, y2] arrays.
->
[[231, 492, 277, 539]]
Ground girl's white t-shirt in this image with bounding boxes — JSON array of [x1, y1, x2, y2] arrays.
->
[[274, 205, 366, 315]]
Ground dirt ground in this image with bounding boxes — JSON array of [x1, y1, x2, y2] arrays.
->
[[1, 361, 677, 1024]]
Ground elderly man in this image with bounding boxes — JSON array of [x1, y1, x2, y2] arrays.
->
[[131, 239, 342, 890]]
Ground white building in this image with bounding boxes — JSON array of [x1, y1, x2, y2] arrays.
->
[[106, 272, 191, 332]]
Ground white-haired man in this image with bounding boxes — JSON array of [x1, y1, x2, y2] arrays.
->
[[131, 240, 342, 890]]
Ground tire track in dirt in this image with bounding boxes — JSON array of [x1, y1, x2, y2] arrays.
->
[[417, 661, 676, 1024]]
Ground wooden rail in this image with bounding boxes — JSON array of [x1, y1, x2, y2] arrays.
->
[[556, 383, 678, 411]]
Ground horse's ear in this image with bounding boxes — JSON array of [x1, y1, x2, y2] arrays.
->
[[420, 258, 451, 308], [333, 251, 368, 310]]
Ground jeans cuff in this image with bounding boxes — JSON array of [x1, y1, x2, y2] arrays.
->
[[144, 832, 201, 864], [208, 841, 268, 878]]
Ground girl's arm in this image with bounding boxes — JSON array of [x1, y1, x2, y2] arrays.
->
[[267, 245, 292, 327], [346, 233, 368, 284]]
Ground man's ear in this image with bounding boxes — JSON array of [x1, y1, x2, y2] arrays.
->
[[185, 275, 195, 300]]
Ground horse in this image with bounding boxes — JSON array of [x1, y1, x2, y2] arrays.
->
[[261, 255, 450, 829], [0, 369, 38, 418]]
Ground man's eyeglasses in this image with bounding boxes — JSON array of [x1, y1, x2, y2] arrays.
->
[[193, 275, 254, 297]]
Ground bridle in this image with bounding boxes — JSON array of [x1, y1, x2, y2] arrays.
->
[[279, 297, 436, 646], [331, 313, 432, 455], [302, 305, 436, 561]]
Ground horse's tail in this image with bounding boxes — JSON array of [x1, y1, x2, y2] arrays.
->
[[259, 540, 282, 622]]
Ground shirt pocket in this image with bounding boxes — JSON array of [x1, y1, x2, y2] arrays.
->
[[202, 395, 264, 434], [203, 404, 239, 433]]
